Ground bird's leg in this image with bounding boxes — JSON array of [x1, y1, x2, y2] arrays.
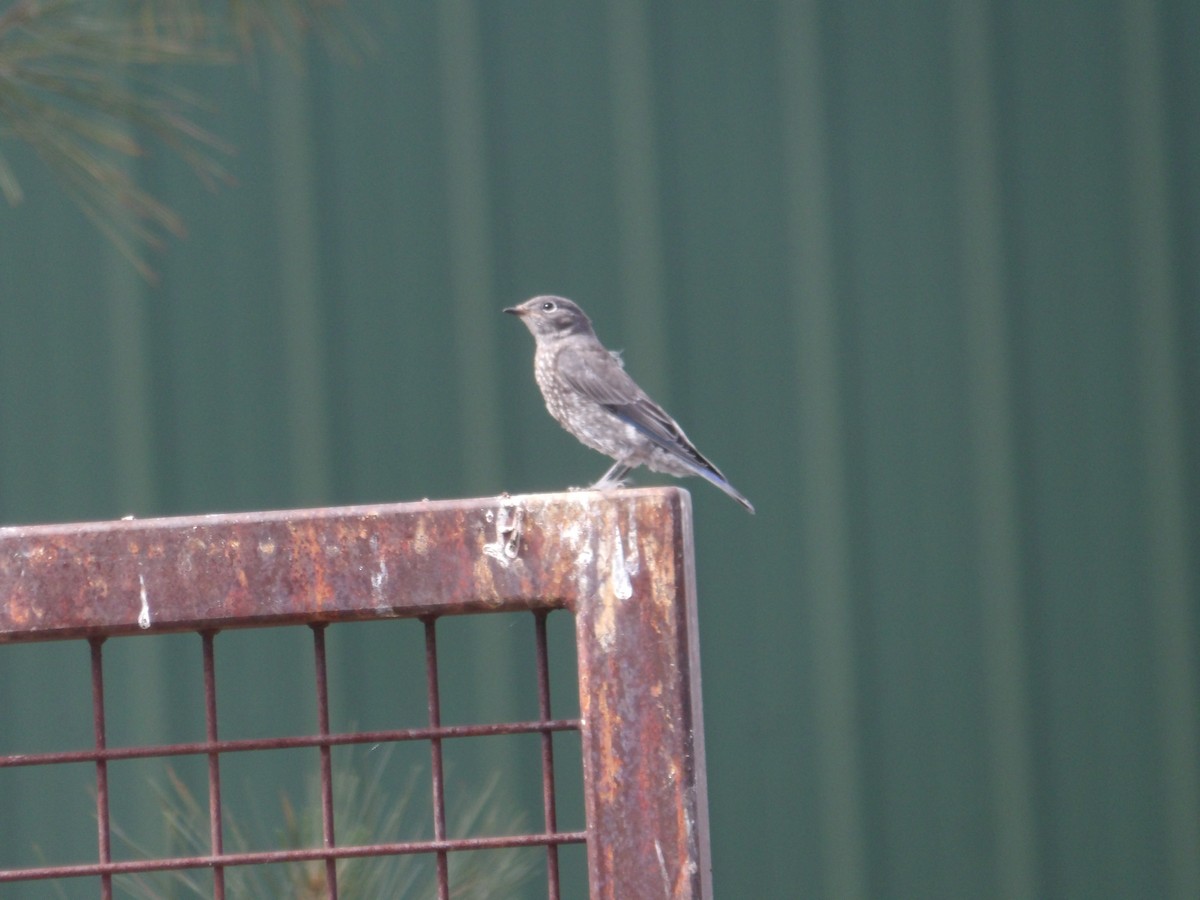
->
[[592, 462, 632, 490]]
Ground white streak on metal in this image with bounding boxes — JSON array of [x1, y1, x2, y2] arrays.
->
[[624, 505, 641, 577], [558, 518, 594, 600], [655, 839, 670, 896], [482, 503, 523, 566], [370, 534, 388, 605], [612, 522, 633, 600], [137, 573, 151, 629]]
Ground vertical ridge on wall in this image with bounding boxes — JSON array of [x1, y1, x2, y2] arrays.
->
[[266, 52, 334, 505], [1122, 3, 1200, 898], [437, 0, 503, 496], [105, 258, 158, 515], [950, 3, 1039, 899], [606, 0, 669, 394], [777, 2, 868, 898]]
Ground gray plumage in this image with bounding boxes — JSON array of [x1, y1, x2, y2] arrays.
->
[[505, 295, 754, 513]]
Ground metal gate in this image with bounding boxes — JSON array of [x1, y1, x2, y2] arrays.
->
[[0, 488, 710, 899]]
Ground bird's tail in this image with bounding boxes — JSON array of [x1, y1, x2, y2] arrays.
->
[[700, 468, 753, 511], [689, 462, 755, 514], [611, 404, 755, 513]]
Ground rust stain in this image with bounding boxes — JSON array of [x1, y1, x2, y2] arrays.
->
[[472, 552, 503, 607], [411, 516, 430, 555], [594, 689, 621, 805], [592, 585, 617, 651], [4, 590, 31, 626], [641, 523, 676, 613]]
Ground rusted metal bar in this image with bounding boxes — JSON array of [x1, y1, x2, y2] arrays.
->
[[89, 637, 113, 900], [201, 631, 226, 900], [572, 490, 712, 899], [0, 719, 582, 768], [0, 831, 590, 883], [534, 610, 562, 898], [424, 617, 451, 900], [312, 624, 339, 899], [0, 492, 669, 643]]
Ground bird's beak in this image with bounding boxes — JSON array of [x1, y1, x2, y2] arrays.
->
[[503, 306, 526, 317]]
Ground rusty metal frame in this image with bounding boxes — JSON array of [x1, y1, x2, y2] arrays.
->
[[0, 487, 711, 899]]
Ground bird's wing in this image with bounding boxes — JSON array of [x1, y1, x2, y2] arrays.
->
[[557, 340, 754, 511], [555, 342, 643, 406], [556, 343, 718, 472]]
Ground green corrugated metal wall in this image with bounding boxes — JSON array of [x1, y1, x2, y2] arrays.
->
[[1, 2, 1197, 897]]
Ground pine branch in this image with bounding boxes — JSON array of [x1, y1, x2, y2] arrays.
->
[[0, 0, 358, 281]]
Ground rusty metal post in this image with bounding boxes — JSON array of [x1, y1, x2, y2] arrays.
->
[[571, 490, 712, 899]]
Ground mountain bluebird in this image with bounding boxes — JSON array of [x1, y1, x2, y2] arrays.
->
[[505, 296, 754, 513]]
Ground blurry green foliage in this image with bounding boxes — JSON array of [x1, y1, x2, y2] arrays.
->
[[0, 0, 357, 279]]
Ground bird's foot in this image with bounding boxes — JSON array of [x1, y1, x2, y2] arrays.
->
[[591, 462, 632, 492], [589, 478, 626, 491]]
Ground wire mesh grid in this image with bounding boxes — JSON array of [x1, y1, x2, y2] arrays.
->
[[0, 489, 711, 899], [0, 615, 581, 898]]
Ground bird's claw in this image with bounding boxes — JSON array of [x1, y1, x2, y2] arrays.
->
[[590, 479, 626, 491]]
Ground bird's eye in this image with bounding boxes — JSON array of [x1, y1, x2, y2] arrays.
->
[[541, 300, 557, 312]]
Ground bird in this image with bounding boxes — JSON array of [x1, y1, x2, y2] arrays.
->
[[505, 295, 754, 513]]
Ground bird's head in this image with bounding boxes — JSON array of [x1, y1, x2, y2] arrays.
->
[[504, 296, 595, 340]]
